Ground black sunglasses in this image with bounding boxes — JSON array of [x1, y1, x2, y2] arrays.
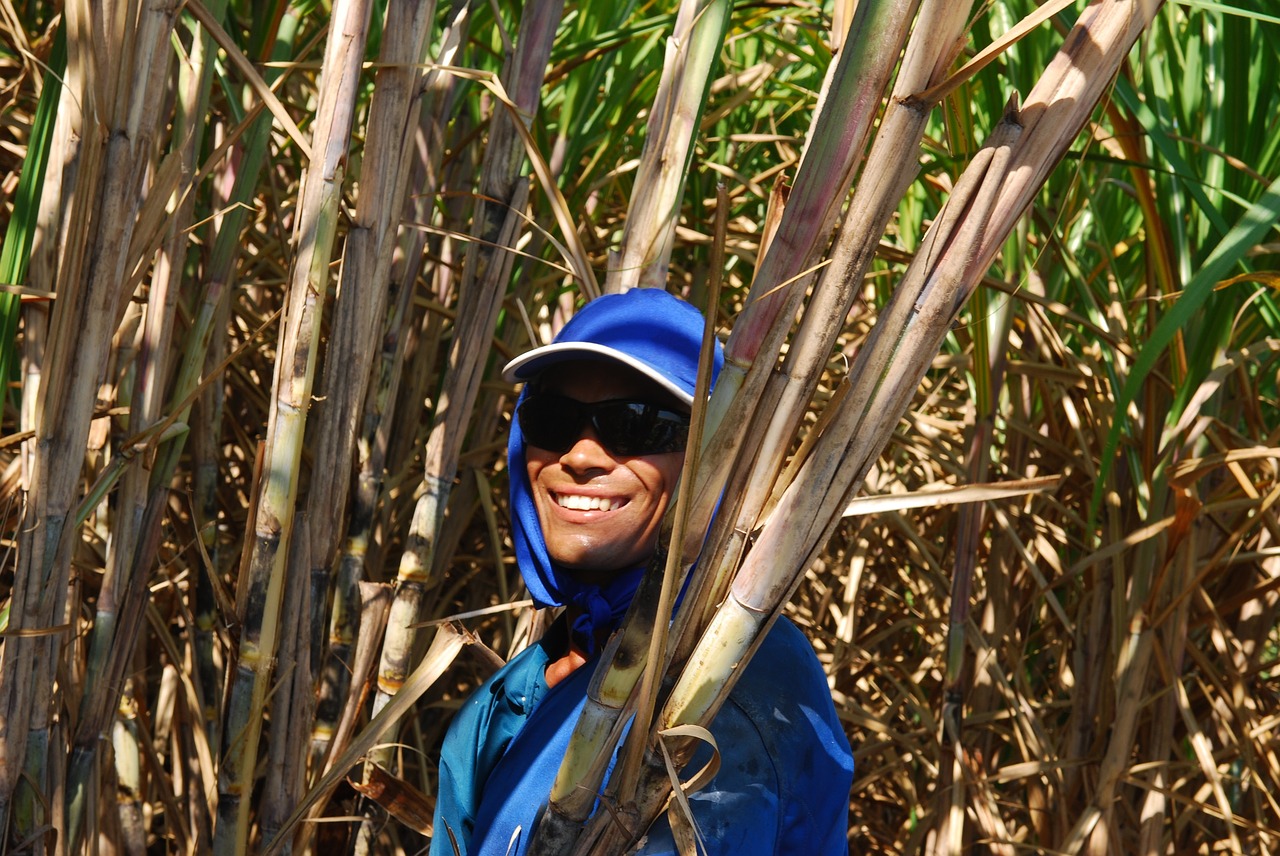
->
[[517, 393, 691, 456]]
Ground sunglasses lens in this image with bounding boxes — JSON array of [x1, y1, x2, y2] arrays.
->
[[518, 395, 689, 456], [593, 401, 688, 456], [517, 395, 582, 453]]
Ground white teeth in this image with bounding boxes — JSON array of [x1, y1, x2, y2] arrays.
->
[[556, 494, 622, 512]]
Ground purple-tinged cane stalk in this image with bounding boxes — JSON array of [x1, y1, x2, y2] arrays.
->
[[673, 0, 967, 666], [686, 0, 926, 575]]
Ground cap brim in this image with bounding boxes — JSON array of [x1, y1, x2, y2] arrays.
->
[[502, 343, 694, 406]]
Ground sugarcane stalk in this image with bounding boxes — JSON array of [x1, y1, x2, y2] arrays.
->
[[354, 176, 531, 856], [67, 484, 170, 853], [686, 0, 924, 569], [1135, 504, 1195, 853], [144, 0, 233, 487], [113, 683, 146, 856], [212, 2, 373, 853], [311, 0, 471, 769], [349, 2, 519, 847], [189, 7, 304, 758], [0, 0, 180, 842], [297, 582, 392, 854], [368, 178, 527, 659], [361, 0, 565, 795], [674, 0, 950, 662], [302, 0, 439, 619], [66, 2, 232, 845], [260, 517, 313, 854], [932, 271, 1013, 853], [607, 0, 733, 294], [8, 32, 67, 842]]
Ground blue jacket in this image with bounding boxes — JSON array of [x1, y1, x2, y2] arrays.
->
[[431, 616, 854, 855]]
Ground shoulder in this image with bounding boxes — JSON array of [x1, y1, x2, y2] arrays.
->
[[439, 640, 554, 798], [432, 640, 559, 856], [453, 640, 552, 725], [729, 617, 845, 738]]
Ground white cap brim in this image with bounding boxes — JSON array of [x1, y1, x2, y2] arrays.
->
[[501, 342, 694, 406]]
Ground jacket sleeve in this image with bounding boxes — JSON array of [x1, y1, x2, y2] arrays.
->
[[430, 645, 550, 856]]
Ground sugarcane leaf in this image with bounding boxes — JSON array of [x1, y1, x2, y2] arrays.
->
[[0, 21, 64, 402], [1177, 0, 1280, 25], [349, 763, 435, 835], [659, 724, 721, 794], [260, 624, 466, 856], [1090, 172, 1280, 530], [658, 724, 720, 856], [1170, 446, 1280, 486], [183, 0, 314, 161], [842, 475, 1061, 516], [1163, 338, 1280, 445]]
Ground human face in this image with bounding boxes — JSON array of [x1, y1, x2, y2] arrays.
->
[[524, 361, 687, 580]]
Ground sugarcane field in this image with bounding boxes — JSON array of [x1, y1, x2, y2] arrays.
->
[[2, 0, 1280, 853]]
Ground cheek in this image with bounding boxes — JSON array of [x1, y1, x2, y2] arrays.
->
[[525, 449, 552, 486], [633, 455, 683, 508]]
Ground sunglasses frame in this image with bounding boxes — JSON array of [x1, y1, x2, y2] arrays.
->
[[517, 392, 691, 457]]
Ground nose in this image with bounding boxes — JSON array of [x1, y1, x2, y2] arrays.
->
[[559, 424, 614, 475]]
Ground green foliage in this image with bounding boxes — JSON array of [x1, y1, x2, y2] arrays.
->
[[0, 22, 62, 403]]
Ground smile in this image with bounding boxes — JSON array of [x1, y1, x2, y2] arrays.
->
[[554, 492, 625, 512]]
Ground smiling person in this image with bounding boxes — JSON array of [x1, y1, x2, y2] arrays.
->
[[430, 289, 854, 855]]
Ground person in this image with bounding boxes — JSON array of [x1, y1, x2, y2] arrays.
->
[[430, 288, 854, 855]]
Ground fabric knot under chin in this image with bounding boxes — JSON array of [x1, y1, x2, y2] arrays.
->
[[569, 587, 614, 654]]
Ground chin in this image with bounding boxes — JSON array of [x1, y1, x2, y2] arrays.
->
[[550, 545, 649, 578]]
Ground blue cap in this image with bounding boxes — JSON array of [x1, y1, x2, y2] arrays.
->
[[502, 288, 722, 404]]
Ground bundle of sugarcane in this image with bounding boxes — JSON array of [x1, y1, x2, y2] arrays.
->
[[524, 0, 1168, 853]]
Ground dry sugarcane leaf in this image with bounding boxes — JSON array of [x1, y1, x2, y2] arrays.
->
[[260, 623, 466, 856], [657, 724, 722, 856], [349, 763, 434, 835], [659, 742, 702, 856], [1170, 447, 1280, 487], [1162, 339, 1280, 448], [841, 475, 1061, 517]]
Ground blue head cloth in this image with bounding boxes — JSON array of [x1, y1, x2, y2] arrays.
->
[[502, 289, 724, 651]]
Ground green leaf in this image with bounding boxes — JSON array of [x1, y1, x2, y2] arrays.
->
[[1090, 171, 1280, 534], [0, 22, 65, 404]]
